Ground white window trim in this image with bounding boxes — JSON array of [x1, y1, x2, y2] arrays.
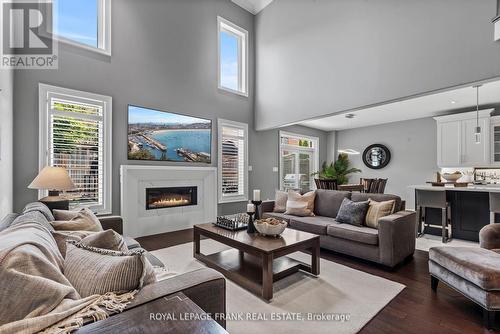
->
[[54, 0, 112, 56], [217, 16, 248, 97], [38, 83, 113, 215], [279, 131, 320, 191], [218, 119, 249, 204]]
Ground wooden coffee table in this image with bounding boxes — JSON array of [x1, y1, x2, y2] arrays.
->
[[193, 223, 320, 301], [76, 292, 227, 334]]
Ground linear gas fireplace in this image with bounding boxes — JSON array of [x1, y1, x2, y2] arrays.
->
[[146, 186, 198, 210]]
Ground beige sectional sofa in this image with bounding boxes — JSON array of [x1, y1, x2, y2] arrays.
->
[[0, 202, 226, 332], [262, 189, 416, 268]]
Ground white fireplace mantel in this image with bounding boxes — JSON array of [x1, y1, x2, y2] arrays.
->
[[120, 165, 217, 237]]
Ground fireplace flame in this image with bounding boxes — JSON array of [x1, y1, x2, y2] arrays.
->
[[150, 197, 190, 208]]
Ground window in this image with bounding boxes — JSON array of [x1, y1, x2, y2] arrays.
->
[[279, 132, 319, 193], [54, 0, 111, 54], [218, 17, 248, 96], [39, 84, 112, 214], [218, 119, 248, 203]]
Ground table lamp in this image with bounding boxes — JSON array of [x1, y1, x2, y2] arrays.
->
[[28, 166, 76, 211]]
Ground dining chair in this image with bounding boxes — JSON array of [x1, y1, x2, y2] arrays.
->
[[360, 178, 388, 194]]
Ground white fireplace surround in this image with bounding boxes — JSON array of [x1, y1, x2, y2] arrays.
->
[[120, 165, 217, 238]]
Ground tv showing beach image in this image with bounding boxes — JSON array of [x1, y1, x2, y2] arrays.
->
[[128, 105, 212, 163]]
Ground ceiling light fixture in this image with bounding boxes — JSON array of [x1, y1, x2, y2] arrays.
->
[[474, 85, 482, 145], [450, 100, 457, 104], [338, 149, 360, 155]]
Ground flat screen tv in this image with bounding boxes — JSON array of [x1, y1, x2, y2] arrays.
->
[[128, 105, 212, 163]]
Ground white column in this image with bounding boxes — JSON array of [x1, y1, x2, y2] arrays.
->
[[0, 69, 13, 217], [495, 20, 500, 42], [326, 131, 337, 163]]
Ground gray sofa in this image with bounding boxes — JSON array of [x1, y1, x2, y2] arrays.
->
[[0, 203, 226, 331], [262, 189, 416, 268], [429, 223, 500, 329]]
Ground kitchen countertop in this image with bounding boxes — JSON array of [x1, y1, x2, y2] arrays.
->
[[410, 185, 500, 192]]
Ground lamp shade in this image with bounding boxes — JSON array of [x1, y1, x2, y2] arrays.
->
[[28, 166, 76, 191]]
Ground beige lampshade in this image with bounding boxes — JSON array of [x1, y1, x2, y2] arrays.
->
[[28, 166, 76, 191]]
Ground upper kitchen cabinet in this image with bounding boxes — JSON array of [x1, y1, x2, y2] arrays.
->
[[435, 110, 493, 167], [437, 120, 461, 166], [491, 116, 500, 165]]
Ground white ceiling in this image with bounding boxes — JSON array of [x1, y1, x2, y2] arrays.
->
[[231, 0, 274, 14], [299, 80, 500, 131]]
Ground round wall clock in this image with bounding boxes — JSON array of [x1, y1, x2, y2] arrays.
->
[[362, 144, 391, 169]]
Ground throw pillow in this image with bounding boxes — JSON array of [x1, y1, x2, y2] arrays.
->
[[53, 209, 79, 221], [80, 229, 128, 252], [335, 198, 370, 226], [64, 241, 156, 297], [52, 208, 103, 232], [285, 190, 316, 217], [365, 198, 396, 229], [51, 230, 95, 257], [273, 190, 288, 213]]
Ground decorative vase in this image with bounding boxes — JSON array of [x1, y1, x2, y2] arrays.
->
[[247, 212, 256, 234]]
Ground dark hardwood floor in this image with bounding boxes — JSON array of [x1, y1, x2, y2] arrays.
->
[[137, 229, 497, 334]]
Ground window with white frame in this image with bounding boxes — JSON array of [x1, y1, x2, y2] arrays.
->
[[218, 119, 248, 203], [218, 17, 248, 96], [54, 0, 111, 54], [39, 84, 112, 214], [279, 132, 319, 193]]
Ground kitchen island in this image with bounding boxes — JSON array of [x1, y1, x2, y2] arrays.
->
[[410, 185, 500, 242]]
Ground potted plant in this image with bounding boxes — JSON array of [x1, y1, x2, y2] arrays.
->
[[312, 153, 361, 189]]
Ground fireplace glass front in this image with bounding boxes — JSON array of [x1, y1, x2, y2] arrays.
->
[[146, 186, 197, 210]]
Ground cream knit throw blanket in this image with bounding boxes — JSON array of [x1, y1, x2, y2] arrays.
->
[[0, 222, 135, 334]]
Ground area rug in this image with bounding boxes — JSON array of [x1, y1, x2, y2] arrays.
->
[[151, 240, 405, 334], [415, 234, 479, 252]]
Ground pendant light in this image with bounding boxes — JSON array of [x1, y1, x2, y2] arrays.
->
[[474, 85, 482, 144]]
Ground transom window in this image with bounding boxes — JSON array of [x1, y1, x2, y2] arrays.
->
[[54, 0, 111, 54], [218, 17, 248, 96], [39, 84, 112, 214], [279, 132, 319, 193]]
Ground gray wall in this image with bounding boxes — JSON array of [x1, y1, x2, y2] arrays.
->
[[336, 117, 438, 208], [0, 69, 13, 217], [13, 0, 255, 215], [255, 0, 500, 130], [11, 0, 328, 216]]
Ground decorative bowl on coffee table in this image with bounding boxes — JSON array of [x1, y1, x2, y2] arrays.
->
[[254, 218, 287, 237]]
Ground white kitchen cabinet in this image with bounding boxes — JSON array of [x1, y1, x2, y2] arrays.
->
[[491, 116, 500, 165], [437, 121, 461, 166], [435, 109, 493, 167]]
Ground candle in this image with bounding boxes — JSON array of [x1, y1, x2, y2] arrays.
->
[[247, 203, 255, 213], [253, 189, 261, 201]]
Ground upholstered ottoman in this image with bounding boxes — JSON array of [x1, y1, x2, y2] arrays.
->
[[429, 247, 500, 328]]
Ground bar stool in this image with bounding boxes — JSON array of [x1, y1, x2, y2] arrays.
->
[[489, 192, 500, 224], [416, 189, 452, 243]]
